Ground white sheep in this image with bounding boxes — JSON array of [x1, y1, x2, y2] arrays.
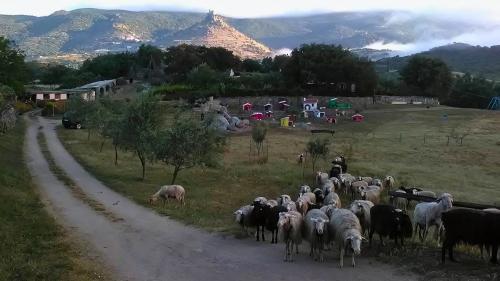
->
[[265, 199, 278, 208], [323, 192, 341, 208], [327, 208, 363, 268], [296, 194, 315, 216], [149, 185, 185, 206], [329, 177, 341, 192], [277, 194, 292, 206], [315, 171, 330, 186], [299, 185, 311, 198], [284, 201, 297, 212], [253, 196, 268, 204], [413, 190, 437, 199], [360, 188, 381, 205], [371, 178, 383, 190], [383, 176, 395, 191], [348, 200, 374, 236], [234, 205, 254, 235], [350, 180, 368, 199], [320, 179, 335, 196], [303, 209, 329, 262], [359, 176, 373, 183], [413, 193, 453, 244], [302, 192, 316, 204], [277, 211, 303, 262], [339, 173, 356, 195]]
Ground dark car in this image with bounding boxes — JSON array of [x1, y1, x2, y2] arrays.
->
[[62, 111, 82, 129]]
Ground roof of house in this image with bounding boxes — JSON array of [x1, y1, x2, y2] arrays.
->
[[303, 98, 318, 104]]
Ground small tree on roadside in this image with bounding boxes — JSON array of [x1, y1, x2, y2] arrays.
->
[[155, 117, 225, 184], [98, 99, 126, 161], [306, 137, 330, 173], [120, 93, 161, 180], [251, 122, 267, 156]]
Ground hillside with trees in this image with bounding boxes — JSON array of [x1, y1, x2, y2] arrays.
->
[[377, 43, 500, 81]]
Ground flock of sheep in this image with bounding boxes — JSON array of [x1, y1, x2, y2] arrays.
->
[[234, 161, 500, 266]]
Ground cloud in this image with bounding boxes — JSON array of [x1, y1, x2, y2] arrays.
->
[[2, 0, 500, 22], [364, 25, 500, 56]]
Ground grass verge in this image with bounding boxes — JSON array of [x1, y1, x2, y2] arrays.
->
[[0, 121, 108, 280]]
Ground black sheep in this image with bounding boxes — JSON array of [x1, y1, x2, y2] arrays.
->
[[265, 205, 288, 244], [442, 208, 500, 264], [369, 204, 413, 247], [250, 201, 269, 242], [313, 188, 325, 206]]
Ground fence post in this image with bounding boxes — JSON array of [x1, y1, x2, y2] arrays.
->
[[423, 134, 426, 144], [447, 136, 450, 146]]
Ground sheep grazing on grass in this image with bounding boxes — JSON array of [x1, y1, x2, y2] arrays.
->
[[328, 208, 363, 268], [149, 185, 185, 206], [303, 209, 329, 262], [360, 188, 381, 205], [349, 200, 374, 236], [413, 193, 453, 244], [234, 205, 255, 235], [278, 211, 303, 262], [297, 153, 305, 164], [369, 205, 412, 247], [442, 207, 500, 264], [390, 189, 408, 210], [266, 205, 288, 244], [383, 176, 395, 191], [323, 192, 341, 208], [277, 195, 292, 206]]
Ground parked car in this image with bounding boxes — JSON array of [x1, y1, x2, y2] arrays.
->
[[62, 111, 82, 129]]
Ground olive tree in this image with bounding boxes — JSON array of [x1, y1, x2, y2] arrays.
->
[[251, 122, 267, 156], [155, 116, 225, 184], [306, 137, 330, 173], [120, 93, 161, 180]]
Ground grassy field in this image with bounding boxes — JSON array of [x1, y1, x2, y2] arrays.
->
[[57, 105, 500, 236], [0, 121, 107, 280]]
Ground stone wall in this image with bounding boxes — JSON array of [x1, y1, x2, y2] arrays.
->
[[374, 95, 439, 105]]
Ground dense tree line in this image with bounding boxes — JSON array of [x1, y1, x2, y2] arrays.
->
[[0, 37, 29, 95]]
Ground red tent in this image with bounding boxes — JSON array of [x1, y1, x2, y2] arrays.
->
[[250, 112, 264, 120], [352, 113, 364, 122]]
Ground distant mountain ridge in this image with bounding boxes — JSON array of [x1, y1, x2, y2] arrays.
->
[[0, 8, 483, 60], [169, 11, 271, 59], [376, 43, 500, 80]]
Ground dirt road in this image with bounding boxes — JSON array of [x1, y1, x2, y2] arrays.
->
[[25, 115, 417, 281]]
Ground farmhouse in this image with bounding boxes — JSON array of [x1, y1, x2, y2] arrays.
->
[[77, 79, 117, 97]]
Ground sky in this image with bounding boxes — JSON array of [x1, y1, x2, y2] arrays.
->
[[2, 0, 500, 22]]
